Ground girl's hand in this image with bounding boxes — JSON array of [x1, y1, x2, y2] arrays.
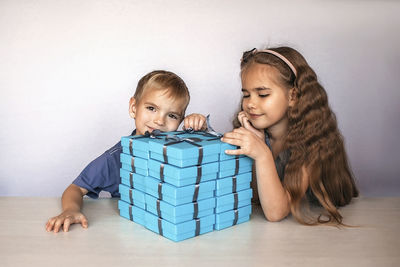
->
[[183, 113, 207, 131], [237, 111, 265, 140], [45, 210, 88, 233], [222, 127, 271, 161]]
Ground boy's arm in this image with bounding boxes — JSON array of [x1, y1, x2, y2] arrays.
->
[[45, 184, 89, 233]]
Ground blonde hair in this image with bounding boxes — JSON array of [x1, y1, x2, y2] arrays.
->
[[134, 70, 190, 112]]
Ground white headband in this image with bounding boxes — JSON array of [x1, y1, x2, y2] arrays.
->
[[254, 49, 297, 77]]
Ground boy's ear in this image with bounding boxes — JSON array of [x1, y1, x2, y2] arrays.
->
[[288, 87, 298, 107], [129, 97, 136, 119]]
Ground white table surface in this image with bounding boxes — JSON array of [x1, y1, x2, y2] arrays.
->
[[0, 196, 399, 267]]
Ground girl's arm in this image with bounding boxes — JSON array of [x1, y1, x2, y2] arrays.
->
[[223, 128, 290, 221]]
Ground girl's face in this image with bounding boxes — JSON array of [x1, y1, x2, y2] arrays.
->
[[241, 63, 291, 131]]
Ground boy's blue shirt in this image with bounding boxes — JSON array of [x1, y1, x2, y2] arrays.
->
[[72, 130, 136, 199]]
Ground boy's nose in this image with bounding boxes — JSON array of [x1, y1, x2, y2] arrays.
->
[[154, 115, 165, 126]]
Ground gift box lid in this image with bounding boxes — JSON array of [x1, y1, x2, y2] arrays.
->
[[145, 211, 215, 236], [122, 147, 149, 159], [216, 204, 252, 224], [218, 157, 253, 178], [216, 188, 253, 208], [148, 169, 217, 187], [145, 176, 215, 199], [121, 134, 154, 154], [120, 168, 146, 189], [216, 172, 252, 196], [119, 184, 146, 205], [215, 205, 252, 230], [145, 194, 216, 219], [118, 199, 146, 226], [120, 153, 148, 170], [148, 131, 221, 166], [145, 176, 216, 206], [147, 158, 218, 182]]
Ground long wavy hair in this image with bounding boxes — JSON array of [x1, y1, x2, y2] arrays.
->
[[238, 47, 359, 226]]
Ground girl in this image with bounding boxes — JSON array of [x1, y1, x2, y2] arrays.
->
[[222, 47, 358, 225]]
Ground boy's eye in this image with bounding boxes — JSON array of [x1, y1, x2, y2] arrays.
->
[[259, 94, 270, 98], [146, 106, 155, 111], [242, 94, 250, 98], [168, 114, 179, 120]]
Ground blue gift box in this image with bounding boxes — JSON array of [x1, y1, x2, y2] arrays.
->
[[145, 176, 216, 206], [147, 159, 218, 187], [216, 188, 253, 213], [148, 131, 221, 167], [145, 212, 215, 242], [121, 135, 153, 159], [120, 168, 146, 192], [119, 184, 146, 209], [216, 172, 252, 197], [120, 153, 148, 176], [215, 205, 252, 230], [218, 157, 253, 178], [145, 194, 216, 224], [118, 199, 146, 226]]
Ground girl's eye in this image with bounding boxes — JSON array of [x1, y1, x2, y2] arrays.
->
[[168, 114, 178, 120], [146, 106, 155, 111], [259, 94, 270, 98]]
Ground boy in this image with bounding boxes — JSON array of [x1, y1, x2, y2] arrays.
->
[[46, 70, 207, 233]]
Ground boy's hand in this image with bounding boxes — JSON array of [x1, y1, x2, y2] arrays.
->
[[183, 113, 207, 131], [46, 210, 88, 233]]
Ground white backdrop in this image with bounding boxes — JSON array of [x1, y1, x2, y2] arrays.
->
[[1, 0, 399, 197]]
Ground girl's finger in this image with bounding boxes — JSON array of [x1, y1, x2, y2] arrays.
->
[[224, 148, 244, 155], [221, 137, 243, 147]]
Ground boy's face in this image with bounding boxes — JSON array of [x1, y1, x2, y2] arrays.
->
[[129, 88, 187, 135]]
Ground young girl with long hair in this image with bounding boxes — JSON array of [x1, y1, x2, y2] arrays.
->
[[221, 47, 358, 225]]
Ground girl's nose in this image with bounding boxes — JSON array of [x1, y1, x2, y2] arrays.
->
[[246, 97, 257, 110]]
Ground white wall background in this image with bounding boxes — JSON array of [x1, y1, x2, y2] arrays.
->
[[1, 0, 399, 197]]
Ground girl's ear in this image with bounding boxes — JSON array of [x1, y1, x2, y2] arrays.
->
[[129, 97, 137, 119], [288, 87, 298, 107]]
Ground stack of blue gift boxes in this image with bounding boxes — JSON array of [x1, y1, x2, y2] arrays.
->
[[118, 131, 253, 242]]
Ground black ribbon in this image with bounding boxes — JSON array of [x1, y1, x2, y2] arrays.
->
[[129, 189, 134, 205], [160, 164, 165, 182], [129, 173, 134, 188], [195, 219, 200, 236], [129, 206, 133, 221], [196, 166, 202, 184], [158, 182, 163, 200], [233, 209, 238, 225], [234, 158, 239, 176], [193, 202, 199, 219], [157, 199, 162, 218], [158, 218, 163, 236], [131, 157, 136, 173], [193, 184, 200, 202], [233, 192, 238, 210], [232, 176, 237, 193]]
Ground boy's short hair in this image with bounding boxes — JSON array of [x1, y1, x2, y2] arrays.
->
[[134, 70, 190, 111]]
